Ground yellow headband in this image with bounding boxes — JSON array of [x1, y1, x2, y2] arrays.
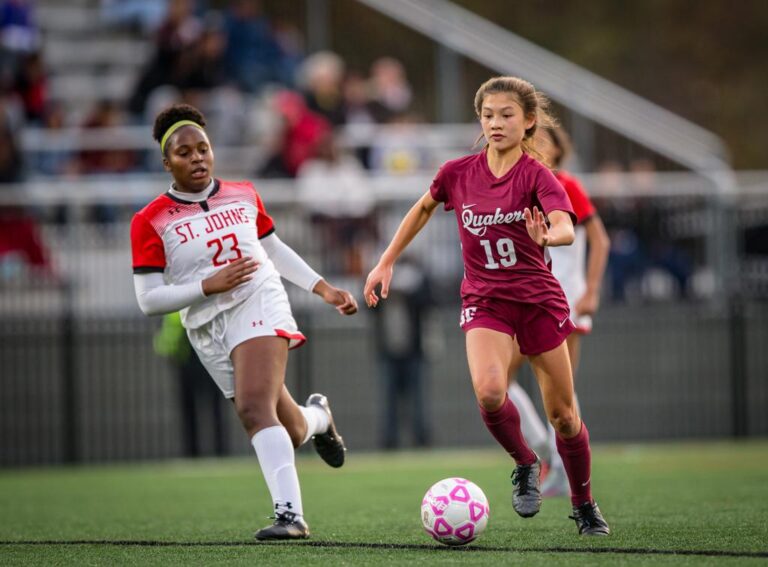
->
[[160, 120, 205, 156]]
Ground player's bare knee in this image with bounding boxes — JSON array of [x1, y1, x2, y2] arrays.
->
[[235, 399, 275, 434], [475, 384, 506, 412], [550, 412, 579, 438]]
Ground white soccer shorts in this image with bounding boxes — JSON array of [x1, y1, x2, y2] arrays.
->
[[186, 272, 306, 398]]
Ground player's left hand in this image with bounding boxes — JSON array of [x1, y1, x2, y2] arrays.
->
[[524, 206, 550, 247], [575, 290, 599, 316], [313, 280, 358, 315]]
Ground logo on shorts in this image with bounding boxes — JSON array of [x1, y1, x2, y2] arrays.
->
[[460, 307, 477, 326], [558, 316, 569, 328], [252, 320, 263, 327]]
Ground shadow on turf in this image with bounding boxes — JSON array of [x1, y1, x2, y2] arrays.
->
[[1, 540, 766, 559]]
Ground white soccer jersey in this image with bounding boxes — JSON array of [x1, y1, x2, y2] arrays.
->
[[548, 170, 597, 332], [130, 179, 279, 329], [549, 224, 587, 305]]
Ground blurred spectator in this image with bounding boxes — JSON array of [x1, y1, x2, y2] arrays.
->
[[176, 12, 228, 95], [369, 56, 412, 116], [341, 71, 391, 168], [368, 112, 430, 174], [128, 0, 202, 118], [76, 101, 140, 224], [0, 0, 38, 95], [372, 255, 432, 449], [175, 11, 247, 147], [271, 18, 304, 86], [297, 130, 375, 276], [257, 89, 330, 178], [77, 100, 139, 176], [342, 71, 391, 127], [0, 99, 22, 183], [100, 0, 169, 35], [35, 101, 78, 178], [154, 311, 227, 458], [0, 0, 38, 54], [299, 50, 346, 127], [0, 101, 54, 280], [223, 0, 287, 93], [597, 159, 693, 301], [13, 49, 46, 123]]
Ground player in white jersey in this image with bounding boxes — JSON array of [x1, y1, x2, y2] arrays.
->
[[507, 126, 610, 497], [131, 104, 358, 541]]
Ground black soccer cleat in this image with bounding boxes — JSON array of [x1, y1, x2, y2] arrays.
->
[[254, 511, 310, 541], [306, 393, 346, 468], [511, 457, 542, 518], [569, 501, 611, 536]]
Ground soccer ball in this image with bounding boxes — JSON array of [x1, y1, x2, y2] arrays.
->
[[421, 477, 490, 546]]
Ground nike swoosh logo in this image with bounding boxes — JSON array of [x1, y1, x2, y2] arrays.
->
[[462, 203, 476, 209], [559, 316, 569, 328], [581, 478, 591, 487]]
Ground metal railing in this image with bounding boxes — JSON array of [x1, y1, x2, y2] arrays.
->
[[355, 0, 731, 177]]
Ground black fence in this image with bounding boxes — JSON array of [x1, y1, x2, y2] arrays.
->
[[1, 188, 768, 466]]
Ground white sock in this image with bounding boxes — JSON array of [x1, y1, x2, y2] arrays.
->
[[298, 404, 330, 445], [546, 424, 564, 471], [251, 425, 303, 517], [508, 381, 550, 461]]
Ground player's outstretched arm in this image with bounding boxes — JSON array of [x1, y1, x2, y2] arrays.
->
[[313, 280, 358, 316], [524, 207, 574, 247], [260, 233, 323, 292], [364, 191, 438, 307], [575, 214, 610, 316]]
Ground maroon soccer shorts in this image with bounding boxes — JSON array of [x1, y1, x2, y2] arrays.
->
[[459, 296, 575, 355]]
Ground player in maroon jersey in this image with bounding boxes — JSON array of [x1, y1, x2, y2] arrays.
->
[[131, 104, 358, 541], [364, 77, 609, 535]]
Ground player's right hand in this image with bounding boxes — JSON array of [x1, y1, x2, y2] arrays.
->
[[202, 256, 259, 295], [363, 263, 393, 307]]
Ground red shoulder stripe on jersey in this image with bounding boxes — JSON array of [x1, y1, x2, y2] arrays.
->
[[556, 172, 595, 223], [255, 191, 275, 238], [258, 227, 275, 240], [130, 212, 166, 269]]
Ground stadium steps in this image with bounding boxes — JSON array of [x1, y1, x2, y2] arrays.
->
[[35, 1, 149, 116]]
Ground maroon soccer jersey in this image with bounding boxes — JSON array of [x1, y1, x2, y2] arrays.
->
[[430, 151, 576, 305]]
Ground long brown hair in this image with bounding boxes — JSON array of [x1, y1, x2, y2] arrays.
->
[[538, 125, 573, 170], [473, 76, 557, 162]]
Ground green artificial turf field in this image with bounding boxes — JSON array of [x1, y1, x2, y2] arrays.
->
[[1, 441, 766, 565]]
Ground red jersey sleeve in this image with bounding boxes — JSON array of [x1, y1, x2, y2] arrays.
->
[[254, 191, 276, 238], [535, 167, 577, 225], [130, 213, 165, 273], [557, 172, 595, 224]]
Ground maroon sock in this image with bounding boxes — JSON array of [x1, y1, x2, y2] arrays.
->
[[479, 395, 537, 465], [556, 421, 593, 507]]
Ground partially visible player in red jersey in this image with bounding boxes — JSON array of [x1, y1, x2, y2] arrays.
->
[[364, 77, 610, 535], [508, 125, 611, 498], [130, 104, 358, 541]]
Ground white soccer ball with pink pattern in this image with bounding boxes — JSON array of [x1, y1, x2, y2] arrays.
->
[[421, 477, 490, 546]]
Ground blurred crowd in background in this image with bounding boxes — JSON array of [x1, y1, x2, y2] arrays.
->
[[0, 0, 424, 181], [1, 0, 764, 304]]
